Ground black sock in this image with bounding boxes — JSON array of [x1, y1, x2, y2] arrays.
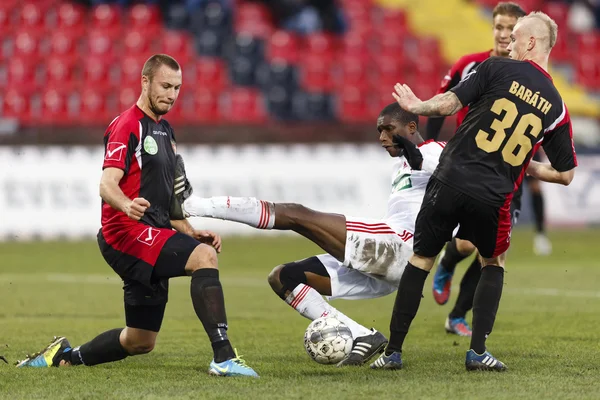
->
[[387, 262, 429, 354], [470, 266, 504, 354], [532, 192, 545, 233], [440, 239, 470, 274], [69, 328, 129, 366], [190, 268, 235, 363], [449, 257, 482, 319]]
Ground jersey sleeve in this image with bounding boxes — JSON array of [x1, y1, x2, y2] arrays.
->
[[542, 110, 578, 172], [449, 58, 494, 108], [102, 116, 140, 174], [419, 141, 445, 174]]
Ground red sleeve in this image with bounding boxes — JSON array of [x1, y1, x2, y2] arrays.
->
[[102, 115, 141, 174], [437, 57, 465, 94]]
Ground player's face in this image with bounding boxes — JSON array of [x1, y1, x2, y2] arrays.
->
[[493, 14, 518, 57], [507, 23, 528, 60], [145, 65, 182, 116], [377, 115, 408, 157]]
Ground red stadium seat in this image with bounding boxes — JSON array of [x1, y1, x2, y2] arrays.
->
[[55, 2, 87, 36], [266, 30, 300, 63], [83, 57, 113, 87], [118, 86, 139, 112], [0, 4, 15, 38], [119, 55, 147, 86], [86, 30, 120, 59], [127, 4, 162, 31], [576, 54, 600, 90], [541, 2, 569, 33], [370, 54, 406, 91], [577, 32, 600, 56], [5, 58, 38, 91], [180, 89, 219, 123], [224, 88, 267, 123], [158, 31, 193, 65], [90, 4, 122, 38], [44, 57, 78, 89], [195, 57, 229, 92], [48, 32, 80, 65], [341, 32, 369, 59], [336, 57, 369, 91], [236, 19, 274, 39], [551, 34, 570, 62], [12, 30, 42, 61], [235, 2, 272, 27], [18, 2, 45, 31], [123, 29, 153, 56], [304, 33, 337, 62], [336, 86, 370, 123], [39, 88, 69, 125], [299, 55, 334, 92], [1, 88, 32, 122], [79, 87, 115, 125]]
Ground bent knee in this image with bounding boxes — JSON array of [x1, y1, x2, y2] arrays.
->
[[186, 244, 218, 273], [267, 264, 284, 289], [456, 239, 476, 255]]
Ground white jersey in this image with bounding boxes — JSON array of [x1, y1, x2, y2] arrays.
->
[[384, 140, 446, 235]]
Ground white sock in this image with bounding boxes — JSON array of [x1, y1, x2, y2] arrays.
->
[[183, 196, 275, 229], [285, 284, 372, 339]]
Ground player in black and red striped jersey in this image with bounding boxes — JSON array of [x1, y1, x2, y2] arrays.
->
[[16, 54, 258, 377], [372, 11, 577, 371]]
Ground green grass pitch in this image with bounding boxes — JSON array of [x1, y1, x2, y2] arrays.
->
[[0, 228, 599, 399]]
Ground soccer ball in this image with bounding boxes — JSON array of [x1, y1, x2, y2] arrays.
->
[[304, 316, 354, 364]]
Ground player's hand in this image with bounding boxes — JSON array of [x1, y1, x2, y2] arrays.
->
[[125, 197, 150, 221], [392, 83, 422, 113], [193, 230, 222, 253], [392, 135, 424, 170]]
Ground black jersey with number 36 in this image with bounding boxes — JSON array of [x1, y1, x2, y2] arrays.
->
[[433, 57, 577, 207]]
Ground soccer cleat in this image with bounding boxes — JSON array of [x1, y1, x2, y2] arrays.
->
[[445, 316, 472, 337], [369, 349, 403, 370], [465, 349, 507, 372], [208, 349, 259, 378], [170, 154, 194, 220], [533, 233, 552, 256], [16, 336, 71, 368], [432, 261, 454, 305], [336, 329, 388, 367]]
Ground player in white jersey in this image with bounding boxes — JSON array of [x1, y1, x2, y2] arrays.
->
[[180, 104, 451, 367]]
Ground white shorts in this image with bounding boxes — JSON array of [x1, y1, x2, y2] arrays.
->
[[317, 216, 414, 300]]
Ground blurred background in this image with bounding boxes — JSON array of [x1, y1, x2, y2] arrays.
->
[[0, 0, 599, 240]]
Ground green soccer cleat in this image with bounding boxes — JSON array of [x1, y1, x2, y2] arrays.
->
[[16, 336, 71, 368]]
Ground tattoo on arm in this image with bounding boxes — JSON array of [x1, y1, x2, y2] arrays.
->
[[414, 92, 463, 116]]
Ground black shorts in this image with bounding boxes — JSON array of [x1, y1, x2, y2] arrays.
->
[[98, 230, 200, 331], [414, 177, 512, 259]]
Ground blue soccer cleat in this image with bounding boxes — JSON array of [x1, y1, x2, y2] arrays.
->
[[465, 349, 507, 371], [16, 336, 71, 368], [432, 261, 454, 305], [445, 316, 472, 337], [208, 349, 259, 378], [369, 350, 403, 370]]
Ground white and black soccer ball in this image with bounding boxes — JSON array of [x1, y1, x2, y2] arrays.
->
[[304, 316, 354, 364]]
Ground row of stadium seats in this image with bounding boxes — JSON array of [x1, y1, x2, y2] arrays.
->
[[1, 0, 599, 126]]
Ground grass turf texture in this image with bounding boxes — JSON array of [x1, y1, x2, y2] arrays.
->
[[0, 228, 599, 399]]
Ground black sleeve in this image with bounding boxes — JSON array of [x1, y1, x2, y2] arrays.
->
[[449, 58, 493, 108], [425, 117, 446, 140], [542, 121, 577, 172]]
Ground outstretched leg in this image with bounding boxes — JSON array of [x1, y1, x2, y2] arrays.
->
[[184, 196, 347, 261], [268, 256, 389, 366]]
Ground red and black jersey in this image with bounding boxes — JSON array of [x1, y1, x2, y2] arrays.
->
[[101, 105, 177, 238], [426, 50, 491, 139], [434, 57, 577, 206]]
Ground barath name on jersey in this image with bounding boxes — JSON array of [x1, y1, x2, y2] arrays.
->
[[508, 81, 553, 114]]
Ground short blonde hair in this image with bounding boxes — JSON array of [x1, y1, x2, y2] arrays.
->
[[520, 11, 558, 49]]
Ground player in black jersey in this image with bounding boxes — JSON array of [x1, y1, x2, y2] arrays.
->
[[371, 12, 577, 372]]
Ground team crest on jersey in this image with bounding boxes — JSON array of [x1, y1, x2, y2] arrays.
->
[[105, 142, 126, 161], [137, 227, 161, 246], [144, 136, 158, 155]]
